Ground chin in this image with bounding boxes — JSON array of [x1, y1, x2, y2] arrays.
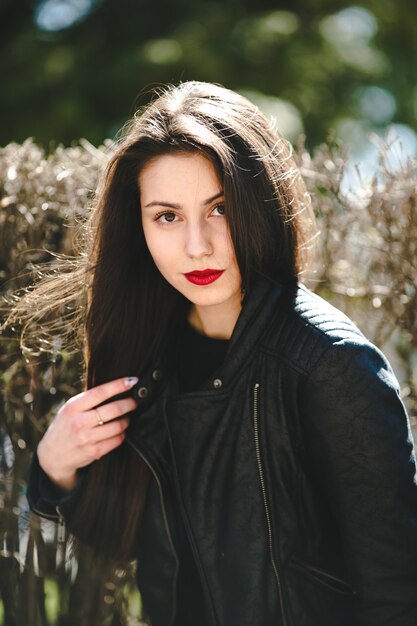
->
[[162, 272, 241, 306], [183, 289, 224, 305], [189, 287, 239, 307]]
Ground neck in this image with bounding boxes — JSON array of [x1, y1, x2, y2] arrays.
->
[[187, 295, 242, 340]]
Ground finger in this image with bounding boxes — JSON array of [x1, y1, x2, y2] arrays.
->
[[92, 417, 130, 442], [90, 432, 126, 462], [88, 397, 137, 427], [69, 376, 139, 412]]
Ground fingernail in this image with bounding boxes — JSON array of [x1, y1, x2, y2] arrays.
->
[[124, 376, 139, 387]]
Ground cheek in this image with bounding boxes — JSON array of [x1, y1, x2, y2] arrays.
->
[[142, 221, 158, 254], [142, 225, 172, 271], [224, 231, 238, 265], [215, 222, 233, 252]]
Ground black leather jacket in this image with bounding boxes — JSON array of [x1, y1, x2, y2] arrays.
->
[[27, 277, 417, 626]]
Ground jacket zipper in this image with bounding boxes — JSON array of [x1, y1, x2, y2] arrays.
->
[[56, 506, 66, 543], [30, 504, 66, 574], [126, 437, 179, 626], [31, 505, 66, 543], [253, 382, 288, 626]]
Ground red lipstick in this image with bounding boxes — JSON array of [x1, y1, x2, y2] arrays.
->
[[184, 269, 224, 285]]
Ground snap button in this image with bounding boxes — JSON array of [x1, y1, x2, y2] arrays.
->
[[152, 369, 162, 381], [137, 386, 149, 399], [213, 378, 222, 389]]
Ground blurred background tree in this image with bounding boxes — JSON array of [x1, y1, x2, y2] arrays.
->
[[1, 0, 417, 158]]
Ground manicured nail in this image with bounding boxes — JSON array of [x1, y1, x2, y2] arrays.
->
[[124, 376, 139, 387]]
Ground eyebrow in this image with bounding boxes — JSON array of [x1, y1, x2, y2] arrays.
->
[[143, 190, 224, 210]]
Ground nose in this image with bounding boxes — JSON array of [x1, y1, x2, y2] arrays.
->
[[184, 219, 213, 259]]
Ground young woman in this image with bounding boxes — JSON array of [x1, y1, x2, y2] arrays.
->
[[9, 81, 417, 625]]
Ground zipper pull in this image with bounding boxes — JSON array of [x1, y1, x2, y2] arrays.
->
[[56, 506, 66, 544], [56, 505, 66, 571]]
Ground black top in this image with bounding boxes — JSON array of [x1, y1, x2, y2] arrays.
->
[[172, 318, 229, 625], [175, 317, 229, 393]]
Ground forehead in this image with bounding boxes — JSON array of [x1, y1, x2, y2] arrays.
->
[[138, 152, 221, 195]]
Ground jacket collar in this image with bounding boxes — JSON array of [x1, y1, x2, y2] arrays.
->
[[127, 275, 285, 463], [154, 274, 284, 395]]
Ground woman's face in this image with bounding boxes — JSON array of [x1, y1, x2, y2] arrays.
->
[[139, 151, 242, 314]]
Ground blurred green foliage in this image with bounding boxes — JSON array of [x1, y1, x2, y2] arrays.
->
[[1, 0, 417, 148]]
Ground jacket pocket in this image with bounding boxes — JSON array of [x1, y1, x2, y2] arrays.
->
[[289, 555, 354, 595]]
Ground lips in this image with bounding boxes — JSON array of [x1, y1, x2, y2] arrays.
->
[[184, 269, 224, 285], [187, 269, 222, 276]]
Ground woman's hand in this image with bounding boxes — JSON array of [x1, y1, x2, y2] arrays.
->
[[37, 376, 139, 493]]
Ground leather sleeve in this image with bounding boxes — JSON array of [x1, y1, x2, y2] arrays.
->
[[300, 337, 417, 626], [26, 451, 86, 521]]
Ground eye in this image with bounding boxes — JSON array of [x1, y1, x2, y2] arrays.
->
[[212, 203, 225, 216], [154, 211, 178, 224]]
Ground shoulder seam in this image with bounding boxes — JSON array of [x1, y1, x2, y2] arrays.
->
[[258, 344, 310, 376]]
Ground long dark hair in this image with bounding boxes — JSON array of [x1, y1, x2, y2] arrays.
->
[[3, 81, 316, 562]]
